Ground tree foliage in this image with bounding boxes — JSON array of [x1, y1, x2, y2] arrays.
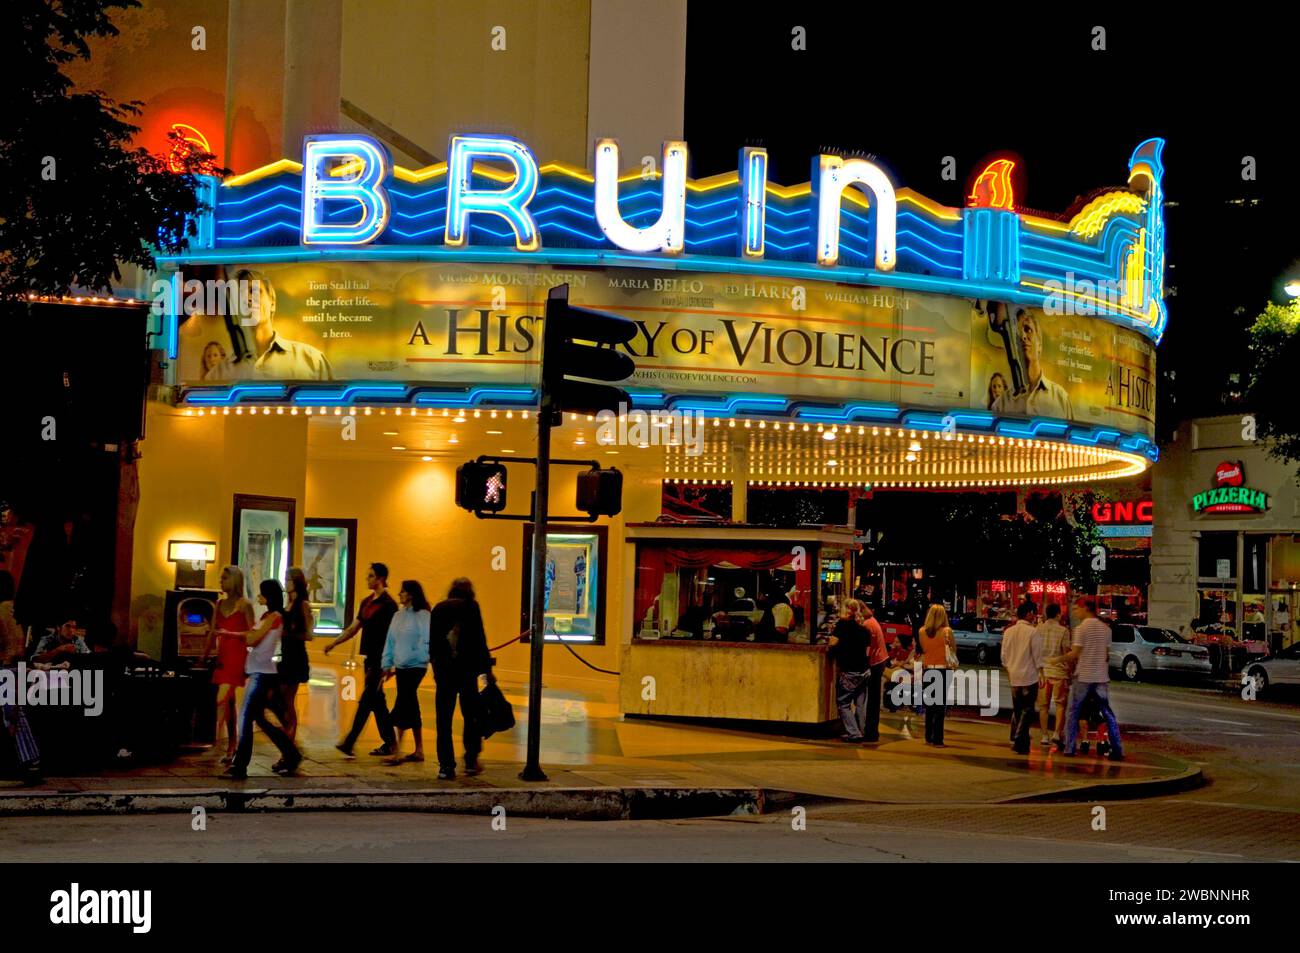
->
[[0, 0, 218, 298], [1245, 301, 1300, 473]]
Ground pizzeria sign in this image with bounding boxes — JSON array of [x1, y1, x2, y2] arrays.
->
[[1191, 461, 1270, 515]]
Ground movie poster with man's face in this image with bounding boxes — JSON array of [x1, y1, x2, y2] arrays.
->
[[971, 301, 1156, 439], [175, 263, 1154, 439]]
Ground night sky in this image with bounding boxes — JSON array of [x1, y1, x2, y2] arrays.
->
[[684, 11, 1298, 427]]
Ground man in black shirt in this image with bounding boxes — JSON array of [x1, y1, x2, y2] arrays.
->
[[428, 577, 491, 779], [326, 562, 398, 756]]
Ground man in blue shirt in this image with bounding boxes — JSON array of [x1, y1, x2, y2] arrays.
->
[[31, 614, 89, 662]]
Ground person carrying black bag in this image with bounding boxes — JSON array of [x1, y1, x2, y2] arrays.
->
[[429, 577, 491, 779]]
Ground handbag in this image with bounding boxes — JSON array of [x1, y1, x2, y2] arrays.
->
[[944, 632, 959, 669], [478, 669, 516, 738]]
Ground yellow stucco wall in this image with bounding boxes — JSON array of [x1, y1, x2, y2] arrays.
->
[[131, 404, 308, 655], [340, 0, 592, 166], [131, 404, 666, 681]]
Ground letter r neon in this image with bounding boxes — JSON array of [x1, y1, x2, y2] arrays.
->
[[445, 135, 540, 251]]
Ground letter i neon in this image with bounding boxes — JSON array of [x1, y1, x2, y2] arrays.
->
[[738, 147, 767, 258]]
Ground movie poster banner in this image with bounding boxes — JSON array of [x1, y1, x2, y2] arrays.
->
[[970, 301, 1156, 439], [177, 262, 1152, 436]]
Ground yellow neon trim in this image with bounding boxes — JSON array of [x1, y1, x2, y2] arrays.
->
[[393, 163, 448, 183], [1020, 215, 1073, 234], [897, 190, 962, 222], [539, 161, 593, 182], [1129, 162, 1157, 192], [223, 159, 304, 188], [1069, 191, 1146, 239]]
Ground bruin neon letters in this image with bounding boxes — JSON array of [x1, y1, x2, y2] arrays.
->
[[301, 133, 897, 267]]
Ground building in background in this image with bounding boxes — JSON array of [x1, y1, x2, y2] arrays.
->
[[1151, 415, 1300, 660]]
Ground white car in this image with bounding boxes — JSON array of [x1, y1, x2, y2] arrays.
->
[[1243, 642, 1300, 697], [1109, 624, 1213, 681]]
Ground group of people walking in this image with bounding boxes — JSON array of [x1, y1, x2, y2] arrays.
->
[[210, 560, 492, 780], [831, 595, 1125, 759], [323, 563, 491, 780], [1001, 595, 1124, 759], [208, 565, 313, 779]]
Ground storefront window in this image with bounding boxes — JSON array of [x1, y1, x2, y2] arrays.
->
[[1271, 536, 1300, 588], [1197, 532, 1236, 583], [1269, 535, 1300, 651], [1244, 535, 1269, 592], [633, 542, 813, 643], [1193, 588, 1237, 638]]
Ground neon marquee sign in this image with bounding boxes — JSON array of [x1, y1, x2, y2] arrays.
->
[[168, 133, 1171, 343]]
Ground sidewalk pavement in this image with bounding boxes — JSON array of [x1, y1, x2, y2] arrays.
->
[[0, 650, 1200, 819]]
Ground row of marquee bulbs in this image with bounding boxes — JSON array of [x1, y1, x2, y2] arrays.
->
[[182, 405, 1074, 449], [663, 471, 1137, 488]]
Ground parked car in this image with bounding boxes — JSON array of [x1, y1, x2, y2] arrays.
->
[[874, 607, 914, 648], [951, 617, 1008, 665], [1109, 624, 1212, 681], [1243, 642, 1300, 697]]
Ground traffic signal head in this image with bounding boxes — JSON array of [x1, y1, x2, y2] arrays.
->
[[576, 466, 623, 517], [543, 284, 637, 417], [455, 461, 508, 513]]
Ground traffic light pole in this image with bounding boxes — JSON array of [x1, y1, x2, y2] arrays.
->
[[519, 282, 635, 782], [520, 402, 554, 782]]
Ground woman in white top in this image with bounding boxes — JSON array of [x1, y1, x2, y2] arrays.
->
[[223, 578, 302, 780]]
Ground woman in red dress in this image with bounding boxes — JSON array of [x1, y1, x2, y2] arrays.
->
[[204, 565, 255, 763]]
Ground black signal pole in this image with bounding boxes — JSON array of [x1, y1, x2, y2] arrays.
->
[[519, 412, 552, 781], [519, 283, 635, 782], [519, 287, 561, 782]]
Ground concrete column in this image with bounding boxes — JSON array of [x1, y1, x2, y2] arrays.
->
[[224, 0, 287, 172], [282, 0, 342, 156], [586, 0, 687, 170], [730, 436, 748, 523]]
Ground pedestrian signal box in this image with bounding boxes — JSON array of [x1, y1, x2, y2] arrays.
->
[[456, 461, 508, 513]]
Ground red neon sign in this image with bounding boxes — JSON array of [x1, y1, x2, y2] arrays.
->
[[1027, 580, 1068, 596], [1092, 500, 1153, 524], [968, 159, 1016, 210], [166, 123, 219, 175]]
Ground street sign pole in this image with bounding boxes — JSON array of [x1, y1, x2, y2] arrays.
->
[[519, 409, 552, 781], [519, 283, 634, 782], [519, 290, 560, 782]]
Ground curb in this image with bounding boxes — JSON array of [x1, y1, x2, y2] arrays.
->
[[0, 786, 788, 821], [995, 763, 1204, 803], [0, 766, 1199, 817]]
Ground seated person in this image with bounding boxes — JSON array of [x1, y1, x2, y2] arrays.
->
[[31, 615, 90, 662]]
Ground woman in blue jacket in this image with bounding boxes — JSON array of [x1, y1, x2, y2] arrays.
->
[[381, 580, 432, 765]]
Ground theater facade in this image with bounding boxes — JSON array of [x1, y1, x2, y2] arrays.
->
[[130, 131, 1167, 722]]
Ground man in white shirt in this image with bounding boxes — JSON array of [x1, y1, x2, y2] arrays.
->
[[1001, 601, 1043, 754], [210, 270, 333, 381], [1061, 596, 1124, 760]]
